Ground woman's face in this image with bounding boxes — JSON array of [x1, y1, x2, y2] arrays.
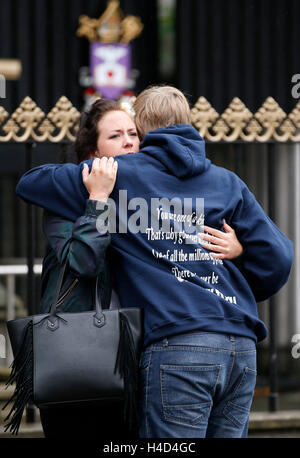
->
[[96, 110, 140, 158]]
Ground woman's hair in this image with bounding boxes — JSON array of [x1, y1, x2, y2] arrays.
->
[[133, 85, 191, 140], [75, 98, 123, 163]]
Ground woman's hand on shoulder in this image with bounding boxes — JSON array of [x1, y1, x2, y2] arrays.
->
[[201, 219, 243, 260], [82, 157, 118, 202]]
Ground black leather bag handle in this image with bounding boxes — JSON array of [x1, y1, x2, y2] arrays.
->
[[49, 261, 68, 315], [47, 261, 105, 330]]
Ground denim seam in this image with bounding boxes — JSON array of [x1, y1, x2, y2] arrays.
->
[[223, 402, 250, 428], [222, 344, 235, 395], [234, 350, 256, 355], [231, 367, 248, 401], [230, 366, 257, 403], [214, 364, 222, 394], [228, 401, 249, 412], [163, 402, 211, 408], [160, 367, 167, 419], [145, 348, 153, 438], [160, 364, 222, 371], [163, 402, 212, 426], [153, 346, 234, 353], [223, 409, 243, 428], [244, 367, 257, 373], [153, 347, 256, 354]]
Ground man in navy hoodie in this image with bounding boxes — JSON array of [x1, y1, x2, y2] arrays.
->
[[16, 86, 293, 438]]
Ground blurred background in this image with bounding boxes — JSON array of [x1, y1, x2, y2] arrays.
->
[[0, 0, 300, 422]]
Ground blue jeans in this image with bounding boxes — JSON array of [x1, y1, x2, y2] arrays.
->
[[139, 331, 257, 438]]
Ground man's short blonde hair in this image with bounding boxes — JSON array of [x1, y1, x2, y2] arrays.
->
[[133, 85, 191, 140]]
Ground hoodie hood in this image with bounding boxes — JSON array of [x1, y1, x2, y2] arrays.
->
[[140, 124, 211, 178]]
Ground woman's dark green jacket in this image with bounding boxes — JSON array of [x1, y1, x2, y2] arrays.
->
[[40, 199, 113, 313]]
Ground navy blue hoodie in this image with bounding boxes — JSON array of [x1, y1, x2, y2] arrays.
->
[[16, 125, 293, 346]]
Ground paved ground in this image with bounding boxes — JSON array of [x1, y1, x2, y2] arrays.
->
[[0, 423, 44, 438], [1, 410, 300, 439], [249, 410, 300, 437], [1, 380, 300, 439]]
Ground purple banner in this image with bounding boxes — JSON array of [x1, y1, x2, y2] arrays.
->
[[90, 42, 131, 100]]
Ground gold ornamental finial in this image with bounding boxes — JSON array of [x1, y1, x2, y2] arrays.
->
[[0, 96, 80, 142], [120, 16, 144, 44], [77, 16, 100, 43], [76, 0, 143, 44]]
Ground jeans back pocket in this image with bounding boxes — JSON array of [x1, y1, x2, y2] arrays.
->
[[161, 364, 221, 426]]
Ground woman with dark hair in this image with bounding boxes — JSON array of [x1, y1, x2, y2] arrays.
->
[[36, 99, 140, 439]]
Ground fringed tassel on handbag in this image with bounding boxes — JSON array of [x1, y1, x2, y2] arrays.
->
[[2, 320, 34, 435], [115, 313, 139, 430]]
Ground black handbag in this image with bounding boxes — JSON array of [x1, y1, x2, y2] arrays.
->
[[2, 262, 143, 435]]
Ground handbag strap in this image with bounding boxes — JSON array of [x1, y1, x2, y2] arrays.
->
[[49, 260, 68, 315], [94, 276, 105, 326], [48, 260, 105, 327]]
